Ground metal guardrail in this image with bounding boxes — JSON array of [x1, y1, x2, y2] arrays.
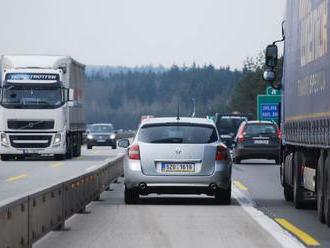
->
[[0, 155, 124, 248]]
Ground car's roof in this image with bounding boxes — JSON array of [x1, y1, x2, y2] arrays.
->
[[246, 120, 275, 125], [141, 117, 215, 126], [91, 123, 113, 126]]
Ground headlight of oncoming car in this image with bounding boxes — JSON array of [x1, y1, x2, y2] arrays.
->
[[1, 133, 9, 145], [110, 133, 116, 139], [53, 133, 62, 145], [87, 134, 93, 139]]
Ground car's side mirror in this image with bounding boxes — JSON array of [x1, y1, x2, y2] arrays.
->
[[265, 44, 278, 68], [118, 138, 130, 148]]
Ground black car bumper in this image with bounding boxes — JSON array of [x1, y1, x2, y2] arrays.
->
[[234, 147, 280, 160], [87, 139, 116, 146]]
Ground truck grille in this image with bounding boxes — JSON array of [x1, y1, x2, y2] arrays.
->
[[8, 120, 55, 130], [9, 135, 52, 148]]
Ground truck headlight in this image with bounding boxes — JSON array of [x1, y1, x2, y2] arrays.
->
[[110, 133, 116, 140], [1, 133, 8, 145], [87, 134, 93, 139], [54, 133, 62, 145]]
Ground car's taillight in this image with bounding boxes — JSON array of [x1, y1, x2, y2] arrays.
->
[[129, 144, 140, 160], [237, 134, 244, 143], [216, 145, 228, 161], [277, 128, 282, 139]]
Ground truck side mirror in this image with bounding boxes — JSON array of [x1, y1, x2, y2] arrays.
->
[[265, 44, 278, 68]]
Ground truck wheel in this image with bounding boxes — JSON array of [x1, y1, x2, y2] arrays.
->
[[324, 154, 330, 227], [112, 143, 117, 149], [54, 154, 66, 161], [317, 152, 325, 223], [87, 145, 92, 150], [66, 135, 73, 159], [293, 151, 306, 209], [215, 185, 231, 205], [124, 187, 139, 204], [1, 155, 11, 161], [282, 155, 293, 202]]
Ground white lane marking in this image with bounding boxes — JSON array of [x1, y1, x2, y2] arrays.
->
[[232, 185, 305, 248]]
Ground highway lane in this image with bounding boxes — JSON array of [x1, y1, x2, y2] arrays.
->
[[233, 159, 329, 247], [34, 178, 303, 247], [0, 146, 123, 205]]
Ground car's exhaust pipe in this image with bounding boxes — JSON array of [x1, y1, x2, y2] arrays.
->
[[209, 183, 217, 191], [139, 183, 147, 191]]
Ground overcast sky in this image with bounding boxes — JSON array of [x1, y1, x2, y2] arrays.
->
[[1, 0, 285, 69]]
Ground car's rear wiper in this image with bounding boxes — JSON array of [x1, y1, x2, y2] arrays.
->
[[151, 138, 183, 143]]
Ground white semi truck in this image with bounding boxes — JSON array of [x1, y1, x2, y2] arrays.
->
[[0, 55, 85, 160]]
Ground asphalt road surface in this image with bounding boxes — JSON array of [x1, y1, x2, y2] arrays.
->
[[0, 146, 121, 205], [3, 148, 329, 247]]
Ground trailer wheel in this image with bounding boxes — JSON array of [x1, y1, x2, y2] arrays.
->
[[282, 155, 293, 202], [324, 154, 330, 227], [317, 151, 325, 223], [293, 151, 305, 209]]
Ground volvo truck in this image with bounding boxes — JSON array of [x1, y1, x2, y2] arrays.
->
[[263, 0, 330, 226], [0, 55, 85, 160]]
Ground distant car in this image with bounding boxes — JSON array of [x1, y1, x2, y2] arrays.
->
[[86, 123, 117, 149], [118, 117, 232, 204], [232, 120, 281, 164], [215, 113, 251, 148]]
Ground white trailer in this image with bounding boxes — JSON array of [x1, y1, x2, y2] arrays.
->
[[0, 55, 85, 160]]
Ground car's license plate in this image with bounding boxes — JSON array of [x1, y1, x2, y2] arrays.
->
[[254, 140, 269, 144], [161, 163, 195, 173]]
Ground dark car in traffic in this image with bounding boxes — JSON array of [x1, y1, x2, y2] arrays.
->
[[215, 113, 251, 148], [86, 123, 117, 149], [232, 120, 280, 164]]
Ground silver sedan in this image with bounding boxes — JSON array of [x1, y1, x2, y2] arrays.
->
[[118, 117, 232, 204]]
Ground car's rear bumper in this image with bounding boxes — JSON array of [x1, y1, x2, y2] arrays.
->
[[234, 147, 279, 160], [124, 159, 232, 194]]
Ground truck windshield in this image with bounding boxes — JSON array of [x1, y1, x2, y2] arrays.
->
[[216, 117, 247, 135], [1, 84, 64, 109]]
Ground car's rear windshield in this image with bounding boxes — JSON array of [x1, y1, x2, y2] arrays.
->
[[138, 123, 218, 144], [244, 124, 277, 136], [90, 125, 113, 133]]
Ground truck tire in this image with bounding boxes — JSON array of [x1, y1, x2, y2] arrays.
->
[[215, 185, 231, 205], [317, 151, 326, 223], [87, 144, 92, 150], [66, 135, 73, 159], [54, 154, 66, 161], [1, 154, 11, 161], [282, 155, 293, 202], [324, 154, 330, 227], [124, 187, 139, 204], [112, 142, 117, 149], [293, 151, 306, 209]]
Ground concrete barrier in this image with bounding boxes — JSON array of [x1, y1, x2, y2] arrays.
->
[[0, 154, 124, 248]]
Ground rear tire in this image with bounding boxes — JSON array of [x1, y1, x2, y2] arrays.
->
[[317, 152, 325, 223], [87, 144, 92, 150], [233, 157, 241, 164], [124, 187, 139, 204], [293, 151, 305, 209], [284, 185, 294, 202], [112, 142, 117, 149], [215, 185, 231, 205], [324, 154, 330, 227]]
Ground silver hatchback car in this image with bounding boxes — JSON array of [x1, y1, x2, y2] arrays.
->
[[118, 117, 232, 204]]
